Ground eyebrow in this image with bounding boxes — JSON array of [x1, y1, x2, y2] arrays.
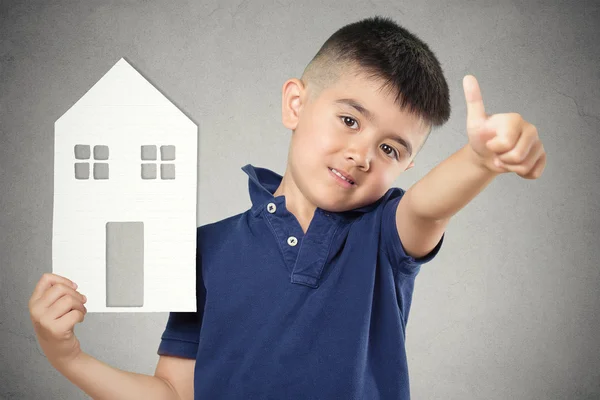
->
[[334, 98, 413, 156]]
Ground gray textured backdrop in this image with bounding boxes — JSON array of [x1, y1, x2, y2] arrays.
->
[[1, 0, 599, 399]]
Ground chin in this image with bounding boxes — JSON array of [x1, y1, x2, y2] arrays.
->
[[315, 196, 362, 213], [307, 193, 345, 212], [319, 203, 349, 213]]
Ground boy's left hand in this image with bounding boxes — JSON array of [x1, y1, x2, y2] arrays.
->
[[463, 75, 546, 179]]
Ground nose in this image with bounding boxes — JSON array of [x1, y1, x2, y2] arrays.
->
[[345, 140, 371, 171]]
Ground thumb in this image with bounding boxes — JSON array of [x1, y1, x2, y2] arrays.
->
[[463, 75, 488, 129]]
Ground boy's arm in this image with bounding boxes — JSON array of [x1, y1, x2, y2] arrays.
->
[[395, 75, 546, 259], [54, 351, 192, 400], [395, 144, 498, 258], [155, 355, 196, 400]]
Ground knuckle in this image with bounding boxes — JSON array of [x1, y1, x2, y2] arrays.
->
[[514, 165, 527, 176], [39, 315, 52, 331], [47, 282, 59, 293], [48, 324, 62, 337], [66, 295, 77, 307], [500, 139, 512, 150], [507, 150, 525, 163], [526, 164, 538, 177], [530, 124, 539, 136], [57, 283, 70, 295], [30, 307, 41, 322], [495, 139, 511, 152]]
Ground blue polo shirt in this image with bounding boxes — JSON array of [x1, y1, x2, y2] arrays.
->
[[158, 164, 444, 399]]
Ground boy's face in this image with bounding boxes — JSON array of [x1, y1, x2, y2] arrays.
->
[[281, 70, 431, 213]]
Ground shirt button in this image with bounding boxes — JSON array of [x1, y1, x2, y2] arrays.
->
[[287, 236, 298, 246], [267, 202, 276, 213]]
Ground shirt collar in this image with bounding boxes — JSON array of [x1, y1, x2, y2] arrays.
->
[[241, 164, 390, 218]]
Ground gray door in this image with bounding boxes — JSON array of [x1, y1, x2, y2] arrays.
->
[[106, 221, 144, 307]]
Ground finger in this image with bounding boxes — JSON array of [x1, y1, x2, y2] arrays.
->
[[54, 310, 86, 335], [35, 295, 83, 330], [31, 273, 77, 305], [463, 75, 487, 127], [38, 283, 86, 310], [485, 114, 524, 154], [497, 125, 538, 165], [496, 141, 543, 177], [522, 148, 546, 179], [45, 292, 87, 321], [519, 141, 544, 176]]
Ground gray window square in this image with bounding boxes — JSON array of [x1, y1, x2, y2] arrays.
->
[[161, 163, 175, 180], [141, 145, 156, 160], [94, 163, 109, 179], [75, 163, 89, 179], [160, 145, 176, 161], [141, 163, 156, 179], [94, 145, 109, 160], [74, 145, 90, 160]]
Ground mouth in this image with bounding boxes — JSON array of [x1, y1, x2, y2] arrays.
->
[[329, 167, 355, 186]]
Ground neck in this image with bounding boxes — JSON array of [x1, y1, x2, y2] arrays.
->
[[273, 169, 316, 233]]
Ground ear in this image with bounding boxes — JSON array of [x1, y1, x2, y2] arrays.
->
[[281, 78, 305, 130], [405, 161, 415, 170]]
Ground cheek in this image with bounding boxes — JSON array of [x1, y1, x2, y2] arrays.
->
[[369, 168, 397, 189], [383, 170, 400, 189], [315, 121, 346, 152], [299, 124, 338, 153], [319, 132, 341, 151], [291, 129, 322, 167]]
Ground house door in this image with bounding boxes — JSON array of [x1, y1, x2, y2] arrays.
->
[[106, 222, 144, 307]]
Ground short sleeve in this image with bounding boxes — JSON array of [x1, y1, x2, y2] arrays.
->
[[157, 228, 206, 359], [381, 189, 445, 275]]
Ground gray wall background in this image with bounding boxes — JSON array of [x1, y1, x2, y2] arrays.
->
[[1, 0, 599, 399]]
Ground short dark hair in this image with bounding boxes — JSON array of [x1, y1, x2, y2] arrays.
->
[[301, 15, 451, 142]]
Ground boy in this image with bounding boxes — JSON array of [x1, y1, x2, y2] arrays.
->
[[29, 16, 545, 400]]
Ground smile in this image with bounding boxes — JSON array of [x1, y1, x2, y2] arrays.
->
[[329, 168, 355, 187]]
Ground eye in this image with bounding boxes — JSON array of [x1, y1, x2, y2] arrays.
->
[[340, 116, 359, 130], [380, 144, 399, 160]]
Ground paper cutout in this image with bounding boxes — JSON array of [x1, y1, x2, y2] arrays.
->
[[53, 58, 197, 312]]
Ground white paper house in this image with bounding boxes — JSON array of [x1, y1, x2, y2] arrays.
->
[[52, 58, 197, 313]]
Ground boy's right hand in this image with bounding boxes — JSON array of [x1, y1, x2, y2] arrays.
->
[[28, 273, 88, 368]]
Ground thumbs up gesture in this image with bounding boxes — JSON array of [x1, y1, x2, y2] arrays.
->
[[463, 75, 546, 179]]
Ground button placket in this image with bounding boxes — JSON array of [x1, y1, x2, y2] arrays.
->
[[262, 199, 303, 274], [290, 212, 349, 288]]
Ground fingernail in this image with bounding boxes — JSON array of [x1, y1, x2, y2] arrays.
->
[[72, 282, 78, 289], [83, 295, 87, 302]]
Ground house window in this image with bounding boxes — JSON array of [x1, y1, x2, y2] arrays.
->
[[141, 145, 176, 180], [74, 144, 109, 179]]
